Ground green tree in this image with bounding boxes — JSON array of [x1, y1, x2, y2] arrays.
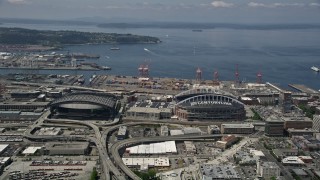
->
[[90, 167, 98, 180]]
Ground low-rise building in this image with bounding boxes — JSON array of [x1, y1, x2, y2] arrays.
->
[[272, 149, 299, 160], [221, 123, 254, 134], [298, 156, 313, 163], [117, 126, 127, 140], [170, 130, 184, 136], [125, 141, 177, 155], [160, 126, 169, 136], [184, 141, 196, 154], [216, 135, 238, 149], [283, 116, 313, 130], [287, 128, 316, 137], [282, 156, 305, 166], [257, 161, 280, 179], [183, 127, 202, 135], [45, 142, 89, 155], [292, 169, 309, 179], [292, 135, 320, 151], [122, 157, 170, 170], [22, 146, 42, 155]]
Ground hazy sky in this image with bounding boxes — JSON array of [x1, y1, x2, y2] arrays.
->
[[0, 0, 319, 23]]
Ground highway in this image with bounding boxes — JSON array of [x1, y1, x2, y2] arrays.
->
[[110, 134, 223, 180], [25, 117, 113, 180], [24, 112, 246, 180]]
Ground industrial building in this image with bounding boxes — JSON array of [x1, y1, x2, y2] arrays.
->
[[22, 146, 42, 155], [221, 123, 254, 134], [45, 142, 89, 155], [198, 164, 241, 180], [256, 161, 280, 179], [174, 93, 246, 121], [0, 111, 43, 122], [125, 141, 177, 155], [50, 92, 119, 120], [10, 90, 42, 99], [0, 102, 48, 112], [122, 157, 170, 170], [125, 101, 173, 120], [117, 126, 127, 140]]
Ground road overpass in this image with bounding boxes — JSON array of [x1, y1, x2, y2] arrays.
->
[[110, 134, 223, 180]]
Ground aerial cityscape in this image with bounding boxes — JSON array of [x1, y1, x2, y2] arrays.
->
[[0, 0, 319, 180]]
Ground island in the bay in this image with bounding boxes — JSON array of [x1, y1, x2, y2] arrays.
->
[[0, 27, 161, 49]]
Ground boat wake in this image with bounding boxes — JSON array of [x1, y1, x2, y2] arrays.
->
[[143, 48, 160, 56]]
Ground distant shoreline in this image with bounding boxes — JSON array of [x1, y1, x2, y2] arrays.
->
[[0, 66, 102, 71], [0, 27, 161, 48]]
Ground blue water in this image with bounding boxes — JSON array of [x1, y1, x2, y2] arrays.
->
[[1, 23, 320, 90]]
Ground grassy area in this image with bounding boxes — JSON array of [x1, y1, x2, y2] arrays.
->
[[298, 105, 315, 119], [250, 108, 262, 120], [90, 167, 98, 180], [133, 169, 160, 180]]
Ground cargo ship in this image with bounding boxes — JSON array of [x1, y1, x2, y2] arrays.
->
[[311, 66, 319, 72]]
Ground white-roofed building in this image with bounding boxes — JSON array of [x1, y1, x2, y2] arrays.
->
[[125, 141, 177, 155], [0, 144, 9, 154], [170, 130, 184, 136], [22, 146, 42, 155], [282, 156, 305, 166], [122, 157, 170, 170]]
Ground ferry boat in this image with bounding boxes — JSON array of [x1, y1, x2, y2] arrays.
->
[[110, 47, 120, 50], [311, 66, 319, 72]]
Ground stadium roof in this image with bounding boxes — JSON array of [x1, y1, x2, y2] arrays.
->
[[50, 92, 117, 110]]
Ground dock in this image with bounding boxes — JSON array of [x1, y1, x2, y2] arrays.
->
[[288, 84, 319, 94]]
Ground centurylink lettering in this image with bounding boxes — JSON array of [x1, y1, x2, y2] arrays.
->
[[190, 101, 232, 106]]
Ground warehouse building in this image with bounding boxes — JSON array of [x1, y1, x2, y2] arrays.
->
[[45, 142, 89, 155], [125, 141, 177, 155], [122, 157, 170, 170], [125, 101, 173, 120], [221, 123, 254, 134]]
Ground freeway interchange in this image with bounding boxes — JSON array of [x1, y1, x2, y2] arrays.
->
[[23, 110, 232, 180]]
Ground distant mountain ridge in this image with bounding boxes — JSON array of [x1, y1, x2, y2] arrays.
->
[[1, 18, 320, 30]]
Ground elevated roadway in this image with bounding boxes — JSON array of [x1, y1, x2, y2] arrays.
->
[[110, 134, 223, 180]]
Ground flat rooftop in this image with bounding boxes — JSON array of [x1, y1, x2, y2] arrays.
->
[[221, 123, 254, 128]]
